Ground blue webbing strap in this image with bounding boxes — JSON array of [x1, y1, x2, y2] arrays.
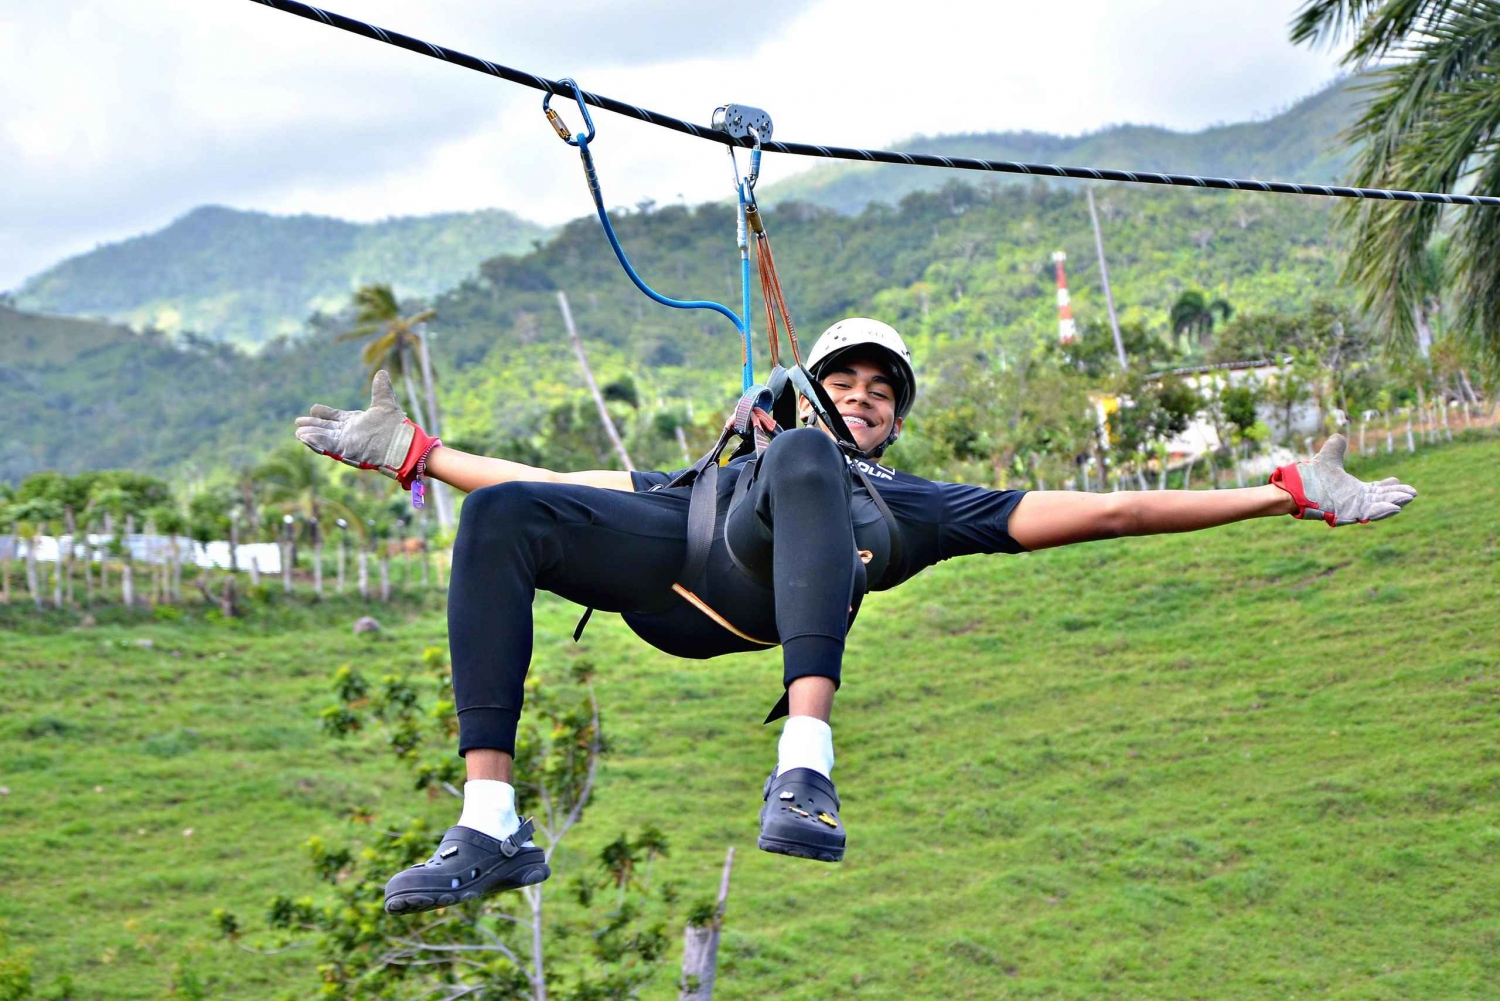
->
[[550, 77, 755, 393]]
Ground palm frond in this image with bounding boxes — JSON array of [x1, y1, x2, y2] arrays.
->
[[352, 284, 400, 325], [1292, 0, 1465, 65], [1290, 0, 1390, 50], [1325, 4, 1500, 356], [335, 322, 384, 343], [1449, 151, 1500, 360]]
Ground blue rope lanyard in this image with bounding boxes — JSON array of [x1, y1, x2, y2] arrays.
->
[[548, 81, 754, 392]]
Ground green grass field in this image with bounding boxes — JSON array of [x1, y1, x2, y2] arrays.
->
[[3, 437, 1497, 999]]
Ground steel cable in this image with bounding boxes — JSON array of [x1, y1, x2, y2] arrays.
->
[[248, 0, 1500, 208]]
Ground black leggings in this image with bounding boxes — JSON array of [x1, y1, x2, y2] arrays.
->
[[449, 428, 883, 755]]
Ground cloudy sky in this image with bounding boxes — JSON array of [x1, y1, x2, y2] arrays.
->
[[0, 1, 1347, 292]]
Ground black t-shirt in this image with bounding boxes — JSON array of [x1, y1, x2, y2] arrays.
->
[[631, 455, 1027, 590]]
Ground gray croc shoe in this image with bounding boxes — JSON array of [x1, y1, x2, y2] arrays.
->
[[384, 819, 550, 914], [757, 768, 845, 863]]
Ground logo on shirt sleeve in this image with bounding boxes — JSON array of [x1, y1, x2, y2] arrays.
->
[[846, 456, 895, 481]]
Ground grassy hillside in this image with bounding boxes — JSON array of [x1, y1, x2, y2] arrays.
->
[[759, 77, 1362, 214], [3, 435, 1495, 999], [13, 206, 550, 349]]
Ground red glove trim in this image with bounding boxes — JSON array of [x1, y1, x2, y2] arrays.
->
[[1269, 463, 1336, 526], [396, 420, 440, 489]]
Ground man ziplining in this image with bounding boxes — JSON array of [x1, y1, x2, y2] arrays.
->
[[294, 316, 1418, 915]]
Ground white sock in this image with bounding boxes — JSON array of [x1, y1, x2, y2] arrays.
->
[[776, 716, 835, 779], [456, 779, 522, 842]]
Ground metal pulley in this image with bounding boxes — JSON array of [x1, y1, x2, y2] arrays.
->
[[712, 104, 773, 142]]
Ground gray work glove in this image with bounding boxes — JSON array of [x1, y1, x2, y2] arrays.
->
[[1271, 434, 1417, 526], [294, 370, 420, 480]]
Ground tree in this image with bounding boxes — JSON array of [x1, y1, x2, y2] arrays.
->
[[216, 654, 702, 1001], [1105, 371, 1200, 487], [1061, 318, 1178, 378], [0, 483, 14, 606], [339, 285, 436, 415], [1169, 290, 1234, 349], [338, 284, 454, 531], [257, 444, 362, 597], [5, 498, 58, 611], [1291, 1, 1500, 360]]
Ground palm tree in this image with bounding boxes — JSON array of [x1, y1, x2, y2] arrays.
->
[[0, 484, 14, 606], [339, 285, 434, 420], [8, 498, 60, 611], [338, 284, 452, 530], [1169, 290, 1234, 349], [1292, 1, 1500, 359]]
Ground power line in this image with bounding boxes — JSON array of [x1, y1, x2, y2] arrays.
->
[[248, 0, 1500, 209]]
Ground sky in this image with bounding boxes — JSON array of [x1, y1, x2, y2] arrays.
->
[[0, 1, 1348, 292]]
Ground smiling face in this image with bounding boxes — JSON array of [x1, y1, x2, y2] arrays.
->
[[797, 350, 905, 455]]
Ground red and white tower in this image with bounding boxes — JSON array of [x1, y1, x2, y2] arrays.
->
[[1052, 250, 1076, 344]]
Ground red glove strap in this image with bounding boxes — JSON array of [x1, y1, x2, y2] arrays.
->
[[396, 420, 440, 489], [1269, 463, 1335, 526]]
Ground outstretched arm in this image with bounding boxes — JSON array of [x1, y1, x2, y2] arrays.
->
[[294, 371, 633, 495], [1010, 483, 1294, 551], [1009, 435, 1417, 552], [424, 447, 631, 494]]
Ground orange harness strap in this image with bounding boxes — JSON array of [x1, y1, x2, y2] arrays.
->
[[671, 583, 777, 646]]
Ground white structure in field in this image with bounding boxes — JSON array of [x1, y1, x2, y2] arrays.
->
[[0, 533, 282, 573], [1052, 250, 1076, 344], [1155, 359, 1330, 467]]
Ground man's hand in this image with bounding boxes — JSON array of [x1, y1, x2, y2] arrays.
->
[[294, 370, 418, 480], [1271, 434, 1417, 526]]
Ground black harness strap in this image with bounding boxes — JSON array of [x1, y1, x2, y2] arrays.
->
[[849, 463, 903, 589], [680, 458, 720, 586]]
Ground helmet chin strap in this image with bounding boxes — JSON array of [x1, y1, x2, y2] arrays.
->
[[787, 364, 899, 461]]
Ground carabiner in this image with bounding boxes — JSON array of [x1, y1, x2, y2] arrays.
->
[[542, 77, 596, 147], [746, 124, 764, 192]]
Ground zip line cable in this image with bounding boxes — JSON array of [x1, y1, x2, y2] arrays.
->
[[247, 0, 1500, 208]]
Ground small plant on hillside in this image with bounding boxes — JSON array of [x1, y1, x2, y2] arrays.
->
[[215, 649, 684, 1001]]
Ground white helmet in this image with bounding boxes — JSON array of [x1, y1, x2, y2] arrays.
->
[[805, 318, 917, 419]]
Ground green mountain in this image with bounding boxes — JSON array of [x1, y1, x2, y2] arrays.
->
[[758, 77, 1362, 215], [1, 175, 1347, 485], [3, 77, 1382, 485], [12, 206, 550, 349], [0, 306, 368, 485]]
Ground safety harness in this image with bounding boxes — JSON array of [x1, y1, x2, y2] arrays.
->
[[548, 89, 903, 701]]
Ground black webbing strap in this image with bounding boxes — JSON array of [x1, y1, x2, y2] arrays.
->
[[572, 606, 593, 642], [786, 365, 860, 454], [681, 459, 720, 587], [850, 463, 903, 589], [573, 426, 726, 645]]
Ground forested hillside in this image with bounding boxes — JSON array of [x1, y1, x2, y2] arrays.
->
[[12, 206, 549, 349], [758, 77, 1360, 214], [427, 180, 1343, 468], [3, 179, 1345, 485], [0, 307, 367, 484]]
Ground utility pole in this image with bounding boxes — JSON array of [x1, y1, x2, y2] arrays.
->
[[413, 322, 454, 532], [557, 291, 634, 472], [1087, 188, 1128, 369]]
